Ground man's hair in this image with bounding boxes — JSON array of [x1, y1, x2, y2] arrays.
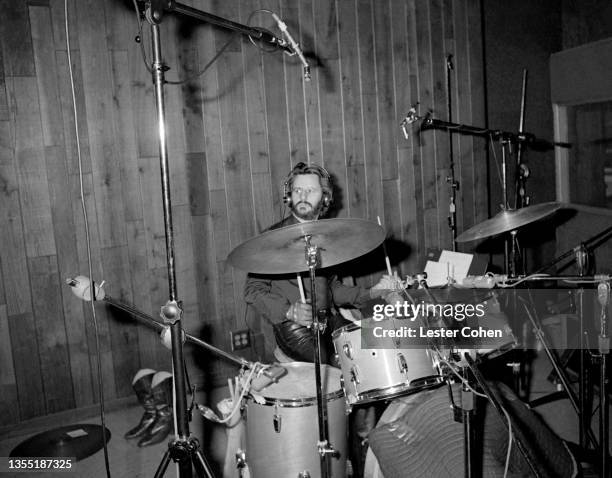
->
[[282, 162, 333, 216]]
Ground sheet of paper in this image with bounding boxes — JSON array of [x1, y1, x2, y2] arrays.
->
[[438, 250, 473, 282], [424, 260, 450, 287]]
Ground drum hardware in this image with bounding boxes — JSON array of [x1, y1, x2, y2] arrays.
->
[[596, 280, 610, 477], [228, 218, 386, 478], [518, 293, 600, 452]]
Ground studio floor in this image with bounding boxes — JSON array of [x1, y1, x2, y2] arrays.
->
[[0, 350, 609, 478]]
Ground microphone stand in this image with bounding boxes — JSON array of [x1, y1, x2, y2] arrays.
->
[[597, 280, 610, 477], [138, 2, 292, 475], [445, 55, 459, 251]]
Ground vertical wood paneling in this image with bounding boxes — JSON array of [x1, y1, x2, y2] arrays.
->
[[13, 78, 57, 258], [0, 304, 19, 426], [0, 0, 36, 76], [29, 255, 74, 413], [30, 5, 64, 148], [0, 0, 488, 427], [259, 0, 293, 220], [77, 0, 126, 249], [358, 0, 383, 222]]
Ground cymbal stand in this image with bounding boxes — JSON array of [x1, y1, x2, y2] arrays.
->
[[520, 294, 599, 449], [597, 279, 610, 477], [416, 275, 474, 478], [303, 234, 338, 478]]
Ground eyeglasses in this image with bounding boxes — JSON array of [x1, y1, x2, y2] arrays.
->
[[291, 187, 320, 195]]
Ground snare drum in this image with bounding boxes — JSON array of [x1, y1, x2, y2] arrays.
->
[[332, 320, 442, 405], [245, 362, 347, 478]]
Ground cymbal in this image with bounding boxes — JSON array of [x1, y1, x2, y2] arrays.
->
[[456, 202, 563, 243], [227, 218, 386, 274], [10, 424, 110, 460]]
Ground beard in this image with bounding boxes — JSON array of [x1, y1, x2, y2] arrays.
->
[[292, 200, 322, 220]]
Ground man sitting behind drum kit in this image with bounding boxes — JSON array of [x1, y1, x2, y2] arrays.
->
[[244, 162, 397, 364]]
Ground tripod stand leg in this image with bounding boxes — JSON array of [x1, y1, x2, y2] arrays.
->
[[193, 448, 215, 478], [154, 449, 172, 478]]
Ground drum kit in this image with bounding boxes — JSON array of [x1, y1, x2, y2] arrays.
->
[[224, 200, 600, 478]]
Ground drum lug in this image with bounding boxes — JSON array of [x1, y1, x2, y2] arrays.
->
[[298, 471, 311, 478], [235, 449, 247, 469], [342, 342, 353, 360], [397, 353, 409, 374], [273, 402, 282, 433], [350, 365, 360, 385]]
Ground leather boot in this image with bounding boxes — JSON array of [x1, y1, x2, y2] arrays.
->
[[138, 372, 173, 447], [125, 369, 156, 439]]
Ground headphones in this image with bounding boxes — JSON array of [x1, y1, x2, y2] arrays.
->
[[282, 162, 333, 214]]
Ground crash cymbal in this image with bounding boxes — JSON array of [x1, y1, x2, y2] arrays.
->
[[456, 202, 563, 243], [227, 218, 386, 274], [10, 424, 110, 460]]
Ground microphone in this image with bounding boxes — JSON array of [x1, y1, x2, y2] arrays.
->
[[400, 105, 420, 139], [66, 276, 106, 301], [271, 13, 311, 81]]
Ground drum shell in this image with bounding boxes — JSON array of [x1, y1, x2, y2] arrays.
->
[[333, 321, 441, 405], [245, 363, 347, 478]]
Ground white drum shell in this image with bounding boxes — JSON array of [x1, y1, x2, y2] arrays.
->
[[245, 362, 348, 478], [333, 321, 441, 405]]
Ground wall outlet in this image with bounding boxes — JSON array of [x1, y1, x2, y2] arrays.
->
[[230, 329, 250, 351]]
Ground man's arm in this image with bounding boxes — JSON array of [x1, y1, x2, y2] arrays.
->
[[330, 274, 399, 308], [244, 274, 291, 324]]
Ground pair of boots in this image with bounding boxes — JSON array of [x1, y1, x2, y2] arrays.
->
[[124, 369, 173, 447]]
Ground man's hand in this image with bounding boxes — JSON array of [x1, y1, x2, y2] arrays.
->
[[286, 301, 313, 327], [370, 272, 404, 298]]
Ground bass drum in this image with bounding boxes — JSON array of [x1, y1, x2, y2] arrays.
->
[[245, 362, 347, 478]]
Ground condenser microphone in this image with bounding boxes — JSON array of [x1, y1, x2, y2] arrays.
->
[[272, 13, 311, 81]]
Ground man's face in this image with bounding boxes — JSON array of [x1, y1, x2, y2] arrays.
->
[[290, 173, 323, 220]]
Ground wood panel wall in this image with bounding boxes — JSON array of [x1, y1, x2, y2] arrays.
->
[[0, 0, 486, 427]]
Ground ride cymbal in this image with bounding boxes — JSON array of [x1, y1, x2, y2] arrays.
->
[[456, 202, 563, 243], [227, 218, 386, 274]]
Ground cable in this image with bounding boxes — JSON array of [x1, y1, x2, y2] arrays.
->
[[130, 0, 238, 85], [64, 1, 111, 476], [164, 33, 238, 85], [438, 359, 488, 398], [131, 0, 152, 74]]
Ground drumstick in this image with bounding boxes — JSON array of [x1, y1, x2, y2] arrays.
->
[[227, 378, 234, 401], [377, 216, 393, 276], [296, 274, 306, 303]]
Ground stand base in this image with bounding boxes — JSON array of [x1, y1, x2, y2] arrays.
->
[[155, 436, 215, 478]]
